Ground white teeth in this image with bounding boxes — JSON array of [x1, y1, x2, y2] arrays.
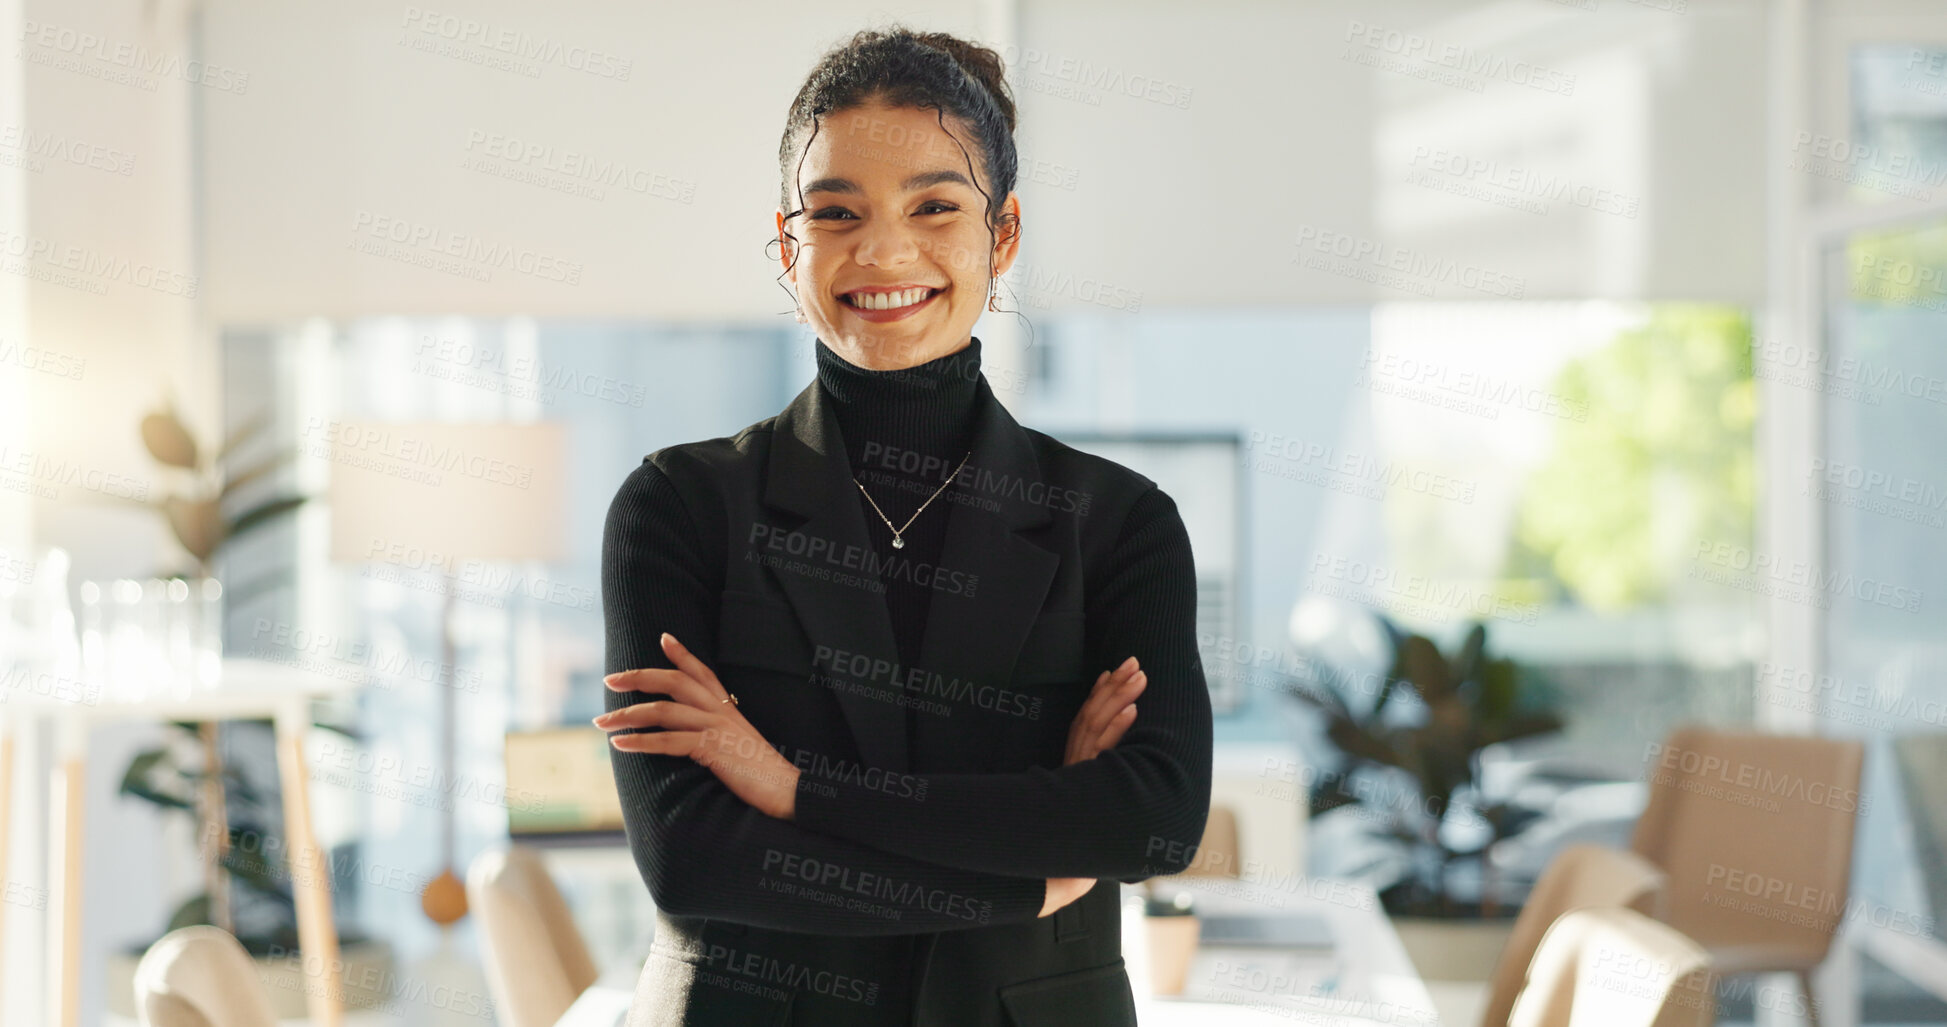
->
[[848, 288, 934, 311]]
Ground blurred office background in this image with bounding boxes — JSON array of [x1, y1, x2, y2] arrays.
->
[[1, 1, 1944, 1025]]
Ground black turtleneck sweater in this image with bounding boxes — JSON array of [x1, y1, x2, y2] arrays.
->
[[601, 334, 1208, 938], [813, 336, 981, 761]]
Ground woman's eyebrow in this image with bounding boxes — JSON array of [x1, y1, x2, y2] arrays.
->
[[803, 169, 974, 195]]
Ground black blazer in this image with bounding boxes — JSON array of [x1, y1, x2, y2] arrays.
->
[[607, 370, 1214, 1026]]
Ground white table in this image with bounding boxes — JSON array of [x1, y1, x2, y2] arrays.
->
[[555, 878, 1439, 1027], [1127, 878, 1441, 1026], [0, 658, 361, 1027]]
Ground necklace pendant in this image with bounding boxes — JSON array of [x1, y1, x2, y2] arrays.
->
[[891, 536, 906, 549]]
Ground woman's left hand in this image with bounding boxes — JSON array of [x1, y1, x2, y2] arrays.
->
[[598, 632, 801, 821]]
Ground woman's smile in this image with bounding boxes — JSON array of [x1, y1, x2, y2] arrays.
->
[[841, 285, 944, 322]]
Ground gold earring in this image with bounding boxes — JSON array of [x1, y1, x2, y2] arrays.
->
[[988, 278, 1000, 313]]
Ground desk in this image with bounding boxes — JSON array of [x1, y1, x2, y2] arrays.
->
[[0, 658, 359, 1027], [1128, 878, 1440, 1026], [553, 878, 1439, 1027]]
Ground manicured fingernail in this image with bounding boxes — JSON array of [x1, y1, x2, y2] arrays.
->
[[609, 735, 625, 748], [591, 713, 613, 727]]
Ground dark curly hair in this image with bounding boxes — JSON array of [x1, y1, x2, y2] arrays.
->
[[772, 25, 1023, 319]]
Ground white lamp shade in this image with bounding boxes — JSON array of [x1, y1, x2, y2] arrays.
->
[[325, 421, 568, 564]]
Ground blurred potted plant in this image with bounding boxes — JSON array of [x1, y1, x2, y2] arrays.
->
[[1279, 614, 1563, 976], [117, 396, 310, 935], [100, 398, 393, 1015]]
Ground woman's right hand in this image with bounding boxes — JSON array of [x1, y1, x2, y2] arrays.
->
[[1042, 657, 1147, 918], [1063, 656, 1146, 766]]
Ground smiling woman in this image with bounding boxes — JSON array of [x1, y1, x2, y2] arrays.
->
[[602, 24, 1212, 1027], [771, 36, 1023, 369]]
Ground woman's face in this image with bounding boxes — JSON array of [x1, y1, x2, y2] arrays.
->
[[776, 97, 1020, 371]]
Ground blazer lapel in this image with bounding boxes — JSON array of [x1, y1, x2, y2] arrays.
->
[[761, 379, 910, 773], [914, 377, 1058, 726], [760, 367, 1060, 775]]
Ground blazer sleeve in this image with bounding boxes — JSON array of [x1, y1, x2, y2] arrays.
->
[[791, 484, 1215, 882], [603, 457, 1048, 935]]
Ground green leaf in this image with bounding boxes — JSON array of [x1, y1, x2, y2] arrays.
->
[[215, 409, 274, 465], [218, 445, 301, 501], [225, 495, 309, 542], [164, 892, 214, 932]]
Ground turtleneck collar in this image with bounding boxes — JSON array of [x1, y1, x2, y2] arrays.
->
[[814, 336, 982, 483]]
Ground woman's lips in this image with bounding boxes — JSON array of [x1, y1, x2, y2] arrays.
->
[[842, 287, 942, 323]]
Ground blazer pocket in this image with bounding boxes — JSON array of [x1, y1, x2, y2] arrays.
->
[[996, 958, 1137, 1027], [716, 589, 815, 676]]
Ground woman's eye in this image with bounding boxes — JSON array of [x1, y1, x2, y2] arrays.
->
[[810, 202, 956, 221]]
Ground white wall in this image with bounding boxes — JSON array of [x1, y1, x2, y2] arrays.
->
[[195, 0, 1781, 323]]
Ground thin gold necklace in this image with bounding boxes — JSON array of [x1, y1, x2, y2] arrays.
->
[[854, 450, 972, 549]]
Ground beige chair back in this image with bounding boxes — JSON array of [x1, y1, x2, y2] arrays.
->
[[1507, 907, 1714, 1027], [1630, 726, 1863, 969], [1148, 802, 1242, 880], [132, 925, 279, 1027], [1481, 844, 1668, 1027], [468, 844, 602, 1027]]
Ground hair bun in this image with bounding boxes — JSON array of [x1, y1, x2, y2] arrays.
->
[[913, 32, 1016, 134]]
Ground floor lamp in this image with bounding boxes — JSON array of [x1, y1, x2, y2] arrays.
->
[[326, 420, 567, 936]]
